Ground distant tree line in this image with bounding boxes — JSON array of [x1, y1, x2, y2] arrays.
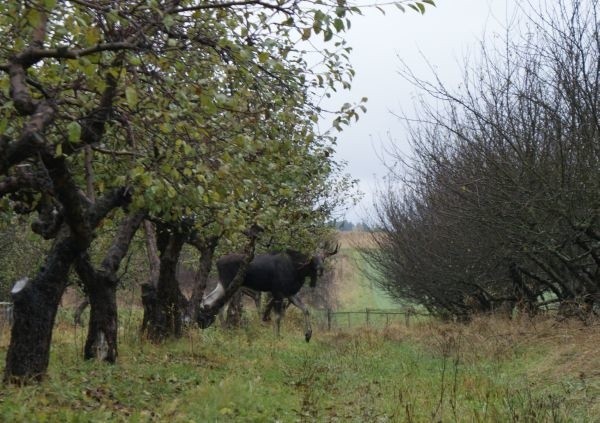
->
[[363, 0, 600, 321], [329, 220, 372, 232]]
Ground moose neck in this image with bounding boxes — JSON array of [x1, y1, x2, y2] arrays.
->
[[297, 256, 318, 288]]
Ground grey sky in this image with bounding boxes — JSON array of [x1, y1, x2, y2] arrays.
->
[[329, 0, 517, 222]]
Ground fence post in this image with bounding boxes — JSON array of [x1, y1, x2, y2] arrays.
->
[[366, 308, 370, 326], [405, 309, 412, 327], [327, 308, 332, 331]]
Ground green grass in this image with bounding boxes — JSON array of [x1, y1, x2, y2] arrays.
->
[[0, 240, 598, 421], [334, 247, 398, 311], [0, 312, 598, 422]]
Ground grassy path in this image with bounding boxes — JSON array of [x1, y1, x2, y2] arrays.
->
[[1, 313, 598, 422]]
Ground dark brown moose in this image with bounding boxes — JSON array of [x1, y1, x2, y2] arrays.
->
[[201, 245, 338, 341]]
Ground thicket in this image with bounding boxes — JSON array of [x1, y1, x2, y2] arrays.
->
[[365, 0, 600, 320]]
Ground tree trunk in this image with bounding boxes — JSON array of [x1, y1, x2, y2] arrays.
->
[[188, 235, 219, 324], [197, 224, 263, 325], [143, 220, 160, 285], [73, 298, 89, 326], [225, 291, 244, 327], [75, 211, 144, 362], [83, 272, 118, 362], [4, 232, 76, 383], [145, 226, 187, 342], [3, 188, 130, 383]]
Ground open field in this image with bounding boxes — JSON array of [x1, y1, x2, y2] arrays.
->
[[330, 231, 397, 311]]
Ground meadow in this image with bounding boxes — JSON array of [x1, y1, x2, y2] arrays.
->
[[0, 232, 598, 422]]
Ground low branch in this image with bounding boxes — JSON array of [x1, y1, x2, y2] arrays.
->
[[198, 225, 262, 319], [100, 210, 146, 275], [173, 1, 290, 14], [0, 101, 56, 174]]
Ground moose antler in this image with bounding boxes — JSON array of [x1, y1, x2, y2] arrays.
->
[[324, 242, 340, 257]]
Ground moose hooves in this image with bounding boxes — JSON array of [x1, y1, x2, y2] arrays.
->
[[305, 331, 312, 343]]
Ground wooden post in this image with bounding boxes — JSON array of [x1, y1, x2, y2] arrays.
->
[[327, 308, 332, 331], [366, 308, 370, 326], [405, 309, 412, 327]]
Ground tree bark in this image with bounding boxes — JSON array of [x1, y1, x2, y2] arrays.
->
[[3, 188, 130, 383], [187, 235, 219, 324], [143, 220, 160, 285], [73, 298, 89, 326], [4, 230, 76, 384], [75, 211, 144, 362], [197, 224, 263, 325], [225, 291, 244, 327], [144, 225, 187, 342]]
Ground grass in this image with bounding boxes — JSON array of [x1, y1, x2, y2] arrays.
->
[[0, 233, 598, 421], [0, 311, 598, 422], [331, 234, 397, 311]]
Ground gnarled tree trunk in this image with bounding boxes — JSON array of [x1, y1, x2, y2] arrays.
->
[[144, 225, 188, 342], [188, 235, 219, 324], [4, 232, 77, 384], [225, 291, 244, 327], [3, 188, 130, 383], [75, 211, 144, 362]]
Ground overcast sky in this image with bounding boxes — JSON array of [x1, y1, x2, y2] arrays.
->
[[328, 0, 519, 222]]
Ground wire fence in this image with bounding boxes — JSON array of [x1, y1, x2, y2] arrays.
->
[[311, 308, 431, 330], [0, 301, 431, 334]]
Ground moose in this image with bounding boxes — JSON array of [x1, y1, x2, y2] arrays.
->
[[201, 244, 339, 341]]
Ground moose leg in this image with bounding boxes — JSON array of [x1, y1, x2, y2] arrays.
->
[[272, 298, 285, 338], [288, 295, 312, 342], [73, 298, 89, 326], [253, 291, 262, 318], [262, 297, 274, 322], [263, 293, 288, 322]]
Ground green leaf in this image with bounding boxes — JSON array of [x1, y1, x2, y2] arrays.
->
[[258, 51, 269, 63], [333, 18, 344, 32], [125, 86, 138, 108], [67, 121, 81, 142], [85, 27, 100, 45], [163, 14, 175, 30], [43, 0, 57, 9], [301, 27, 311, 40], [26, 9, 41, 27]]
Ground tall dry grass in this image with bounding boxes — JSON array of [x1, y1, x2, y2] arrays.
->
[[384, 314, 600, 397]]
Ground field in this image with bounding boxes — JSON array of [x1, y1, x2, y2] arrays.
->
[[0, 232, 598, 422], [330, 232, 397, 311]]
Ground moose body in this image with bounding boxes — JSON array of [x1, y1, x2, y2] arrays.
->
[[201, 247, 337, 341]]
